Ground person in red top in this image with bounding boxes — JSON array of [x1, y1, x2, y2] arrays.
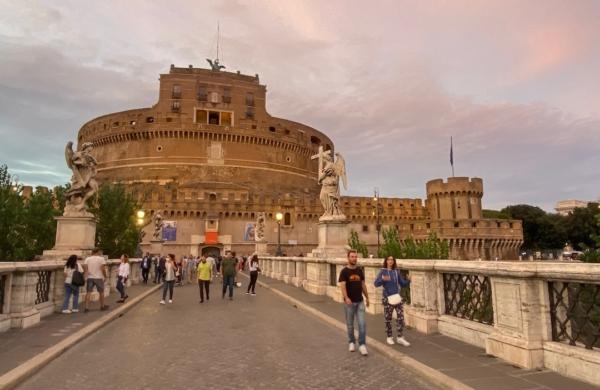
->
[[338, 250, 370, 356]]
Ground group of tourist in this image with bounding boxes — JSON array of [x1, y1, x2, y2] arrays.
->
[[61, 247, 411, 358]]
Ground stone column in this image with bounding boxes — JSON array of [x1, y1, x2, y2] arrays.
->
[[404, 263, 440, 334], [9, 271, 41, 329], [305, 259, 329, 295]]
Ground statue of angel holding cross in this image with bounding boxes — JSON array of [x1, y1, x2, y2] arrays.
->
[[311, 146, 348, 220]]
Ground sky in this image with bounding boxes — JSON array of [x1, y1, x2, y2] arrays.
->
[[1, 0, 599, 211]]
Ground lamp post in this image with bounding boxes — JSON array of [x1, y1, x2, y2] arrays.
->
[[373, 188, 383, 255], [135, 210, 146, 257], [275, 212, 283, 256]]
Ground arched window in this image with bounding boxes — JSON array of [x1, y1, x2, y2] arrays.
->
[[284, 212, 292, 226]]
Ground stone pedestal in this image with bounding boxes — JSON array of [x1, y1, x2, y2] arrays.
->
[[150, 240, 164, 255], [255, 242, 268, 256], [310, 218, 350, 259], [43, 216, 96, 258]]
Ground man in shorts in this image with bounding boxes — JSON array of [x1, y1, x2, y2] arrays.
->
[[84, 247, 109, 312]]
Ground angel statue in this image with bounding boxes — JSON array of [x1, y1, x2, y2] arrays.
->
[[152, 211, 164, 240], [206, 58, 225, 71], [255, 212, 266, 242], [311, 147, 347, 220], [63, 141, 98, 216]]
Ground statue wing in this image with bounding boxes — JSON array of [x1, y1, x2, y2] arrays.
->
[[206, 58, 214, 68], [334, 153, 348, 190], [64, 141, 75, 170]]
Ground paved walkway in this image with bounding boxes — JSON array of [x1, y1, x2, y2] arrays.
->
[[15, 281, 433, 390], [0, 284, 156, 376], [255, 275, 598, 390]]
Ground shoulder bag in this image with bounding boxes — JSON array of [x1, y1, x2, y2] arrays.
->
[[386, 269, 403, 305], [71, 264, 85, 287]]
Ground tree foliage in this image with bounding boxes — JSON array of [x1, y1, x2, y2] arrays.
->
[[90, 183, 141, 258], [377, 226, 449, 259], [348, 229, 368, 258]]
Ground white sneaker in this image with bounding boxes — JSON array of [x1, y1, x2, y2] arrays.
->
[[386, 337, 395, 345], [61, 309, 71, 314], [396, 336, 411, 347], [348, 342, 356, 352], [160, 300, 165, 305], [358, 344, 368, 356], [169, 299, 173, 304], [71, 309, 79, 313]]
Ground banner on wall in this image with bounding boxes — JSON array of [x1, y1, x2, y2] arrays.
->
[[243, 222, 256, 241], [162, 221, 177, 241]]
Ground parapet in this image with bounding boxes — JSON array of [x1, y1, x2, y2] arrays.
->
[[426, 177, 483, 196]]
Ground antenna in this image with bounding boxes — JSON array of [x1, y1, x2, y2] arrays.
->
[[216, 21, 220, 62]]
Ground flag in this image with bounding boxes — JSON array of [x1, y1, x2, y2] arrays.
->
[[450, 136, 454, 166]]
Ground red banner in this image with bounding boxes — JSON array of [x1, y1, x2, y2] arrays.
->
[[205, 231, 218, 244]]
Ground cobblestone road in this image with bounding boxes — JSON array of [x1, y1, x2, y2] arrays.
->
[[17, 281, 433, 390]]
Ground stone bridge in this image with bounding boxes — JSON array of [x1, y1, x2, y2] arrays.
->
[[0, 257, 598, 389]]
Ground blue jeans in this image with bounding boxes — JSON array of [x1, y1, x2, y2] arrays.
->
[[222, 275, 234, 298], [62, 283, 80, 311], [344, 301, 366, 346]]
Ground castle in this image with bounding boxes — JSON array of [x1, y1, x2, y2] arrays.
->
[[76, 63, 523, 259]]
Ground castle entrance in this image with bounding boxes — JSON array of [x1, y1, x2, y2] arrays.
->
[[201, 246, 221, 258]]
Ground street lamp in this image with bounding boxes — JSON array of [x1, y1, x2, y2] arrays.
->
[[373, 188, 383, 255], [135, 210, 146, 257], [275, 212, 284, 256]]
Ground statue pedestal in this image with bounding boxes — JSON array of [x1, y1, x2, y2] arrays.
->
[[310, 218, 350, 259], [150, 240, 164, 255], [255, 242, 268, 256], [43, 216, 96, 258]]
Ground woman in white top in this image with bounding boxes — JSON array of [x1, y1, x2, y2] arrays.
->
[[160, 254, 177, 304], [116, 254, 130, 303], [62, 255, 83, 313]]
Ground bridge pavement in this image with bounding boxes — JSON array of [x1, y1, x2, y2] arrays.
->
[[15, 281, 432, 390]]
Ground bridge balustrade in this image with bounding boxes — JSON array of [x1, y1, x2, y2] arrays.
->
[[258, 255, 600, 386]]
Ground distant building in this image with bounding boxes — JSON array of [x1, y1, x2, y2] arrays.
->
[[555, 200, 589, 216]]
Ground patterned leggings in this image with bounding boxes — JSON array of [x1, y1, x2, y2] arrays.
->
[[383, 296, 405, 337]]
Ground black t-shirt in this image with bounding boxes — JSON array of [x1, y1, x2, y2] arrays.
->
[[338, 267, 364, 303]]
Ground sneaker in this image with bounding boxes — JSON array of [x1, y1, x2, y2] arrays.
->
[[246, 292, 250, 295], [251, 292, 256, 296], [61, 309, 71, 314], [348, 342, 356, 352], [386, 337, 395, 345], [358, 345, 368, 356], [71, 309, 79, 313], [396, 336, 411, 347], [168, 299, 173, 304], [117, 299, 124, 303], [160, 300, 166, 305]]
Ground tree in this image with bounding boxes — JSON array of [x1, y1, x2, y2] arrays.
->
[[401, 233, 449, 259], [0, 165, 26, 261], [482, 209, 509, 219], [90, 183, 141, 258], [21, 187, 61, 259], [564, 203, 600, 250], [378, 226, 402, 259], [501, 204, 548, 249], [348, 230, 368, 258]]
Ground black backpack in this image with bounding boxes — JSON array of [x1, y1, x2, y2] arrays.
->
[[71, 267, 85, 287]]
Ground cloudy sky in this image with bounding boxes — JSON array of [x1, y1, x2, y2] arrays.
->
[[1, 0, 599, 211]]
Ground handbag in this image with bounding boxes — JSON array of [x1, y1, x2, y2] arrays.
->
[[71, 265, 85, 287], [385, 269, 403, 305]]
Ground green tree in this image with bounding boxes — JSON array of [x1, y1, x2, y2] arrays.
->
[[501, 204, 548, 249], [21, 187, 61, 259], [482, 209, 509, 219], [0, 165, 26, 261], [348, 229, 368, 258], [90, 183, 141, 258], [564, 203, 600, 250], [401, 233, 449, 259], [378, 226, 402, 259]]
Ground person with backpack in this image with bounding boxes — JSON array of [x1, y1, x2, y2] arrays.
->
[[116, 254, 130, 303], [374, 255, 411, 347], [62, 254, 84, 314]]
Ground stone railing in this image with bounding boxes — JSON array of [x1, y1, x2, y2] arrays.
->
[[258, 256, 600, 386], [0, 258, 145, 333]]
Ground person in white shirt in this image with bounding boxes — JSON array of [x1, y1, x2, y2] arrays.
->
[[160, 254, 177, 304], [62, 254, 84, 314], [83, 248, 109, 312], [116, 254, 130, 303]]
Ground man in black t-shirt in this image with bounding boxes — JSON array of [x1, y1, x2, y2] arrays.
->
[[338, 250, 370, 356]]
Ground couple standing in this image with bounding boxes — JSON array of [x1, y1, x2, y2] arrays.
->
[[338, 250, 410, 356]]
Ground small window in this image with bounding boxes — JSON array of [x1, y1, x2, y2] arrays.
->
[[208, 111, 219, 125], [426, 223, 431, 229], [284, 212, 292, 226], [130, 120, 136, 125], [221, 111, 232, 126], [209, 193, 217, 201], [310, 136, 320, 145], [497, 222, 501, 228], [223, 88, 232, 103], [112, 121, 119, 127], [197, 85, 207, 101], [457, 200, 461, 209], [171, 101, 180, 112], [166, 117, 173, 122], [472, 222, 477, 228], [284, 129, 290, 135], [269, 126, 276, 132], [172, 85, 181, 99], [146, 116, 154, 123], [246, 92, 254, 106], [196, 110, 207, 124], [362, 225, 369, 233], [246, 106, 255, 119], [156, 145, 163, 152], [454, 222, 459, 228], [251, 124, 257, 129]]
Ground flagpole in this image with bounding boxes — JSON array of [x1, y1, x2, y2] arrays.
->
[[450, 136, 455, 177]]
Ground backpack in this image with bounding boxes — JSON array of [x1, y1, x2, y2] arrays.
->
[[71, 265, 85, 287]]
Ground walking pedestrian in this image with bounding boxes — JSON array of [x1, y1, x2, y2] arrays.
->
[[155, 255, 166, 284], [374, 256, 411, 346], [187, 255, 197, 283], [116, 254, 130, 303], [62, 254, 83, 314], [141, 252, 151, 284], [246, 254, 260, 295], [160, 254, 177, 304], [180, 256, 188, 285], [221, 251, 237, 300], [338, 250, 370, 356], [83, 248, 109, 312], [197, 256, 212, 303]]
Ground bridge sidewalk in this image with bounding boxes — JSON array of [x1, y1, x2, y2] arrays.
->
[[0, 283, 157, 377], [256, 275, 597, 390]]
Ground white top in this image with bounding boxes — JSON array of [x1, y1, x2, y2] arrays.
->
[[118, 263, 130, 278], [64, 263, 83, 284], [165, 262, 176, 281], [84, 255, 106, 280], [249, 261, 259, 272], [206, 257, 215, 267]]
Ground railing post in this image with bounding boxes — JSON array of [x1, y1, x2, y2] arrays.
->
[[9, 270, 41, 329], [400, 260, 440, 334], [485, 276, 550, 369], [0, 273, 12, 331], [305, 259, 328, 295]]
